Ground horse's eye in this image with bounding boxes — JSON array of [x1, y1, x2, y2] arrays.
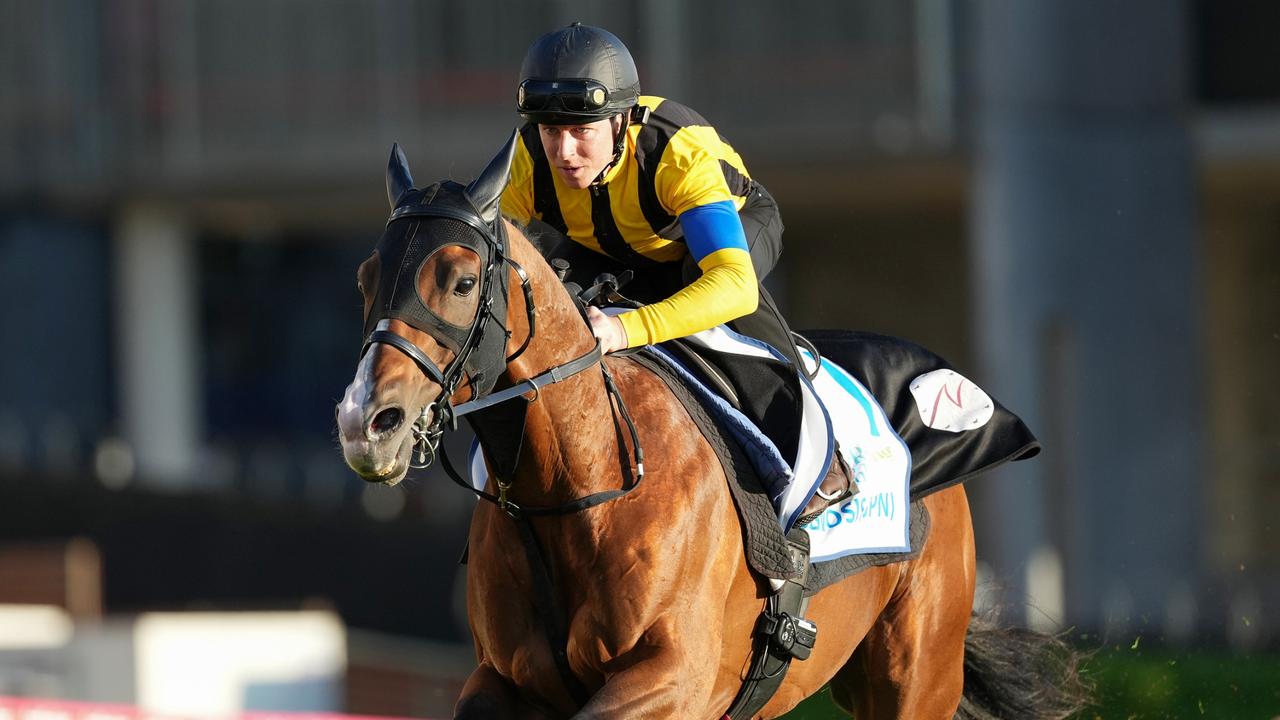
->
[[356, 281, 365, 294], [455, 276, 478, 296]]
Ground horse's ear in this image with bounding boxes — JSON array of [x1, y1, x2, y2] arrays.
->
[[386, 143, 414, 208], [465, 129, 519, 224]]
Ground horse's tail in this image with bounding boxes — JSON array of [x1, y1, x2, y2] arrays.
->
[[954, 613, 1092, 720]]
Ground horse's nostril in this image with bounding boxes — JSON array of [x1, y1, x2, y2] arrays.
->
[[370, 407, 404, 435]]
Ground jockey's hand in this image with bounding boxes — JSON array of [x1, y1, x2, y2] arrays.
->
[[586, 306, 629, 354]]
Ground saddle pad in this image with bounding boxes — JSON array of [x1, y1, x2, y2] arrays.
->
[[806, 501, 930, 596], [642, 330, 915, 560], [629, 351, 923, 592], [796, 350, 914, 561]]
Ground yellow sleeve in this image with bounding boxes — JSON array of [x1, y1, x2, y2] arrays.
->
[[617, 247, 758, 347], [500, 138, 535, 225]]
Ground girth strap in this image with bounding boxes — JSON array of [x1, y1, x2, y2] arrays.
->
[[724, 528, 817, 720]]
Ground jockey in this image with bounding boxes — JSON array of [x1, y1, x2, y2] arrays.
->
[[501, 22, 851, 525]]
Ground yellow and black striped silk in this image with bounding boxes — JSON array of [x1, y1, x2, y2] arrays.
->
[[502, 95, 754, 265], [502, 96, 762, 347]]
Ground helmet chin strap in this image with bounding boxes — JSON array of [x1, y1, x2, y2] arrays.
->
[[590, 110, 633, 186]]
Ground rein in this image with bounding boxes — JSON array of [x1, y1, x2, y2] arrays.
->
[[435, 343, 645, 519], [429, 276, 647, 518]]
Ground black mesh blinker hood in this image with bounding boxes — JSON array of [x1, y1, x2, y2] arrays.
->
[[364, 180, 512, 397]]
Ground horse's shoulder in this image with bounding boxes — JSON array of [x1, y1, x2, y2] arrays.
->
[[606, 355, 684, 409]]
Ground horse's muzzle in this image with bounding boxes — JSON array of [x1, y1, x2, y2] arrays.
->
[[336, 395, 419, 485]]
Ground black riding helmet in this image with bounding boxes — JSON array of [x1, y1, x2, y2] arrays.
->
[[517, 23, 641, 126]]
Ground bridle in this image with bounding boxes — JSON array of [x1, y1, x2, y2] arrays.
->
[[358, 139, 646, 708], [362, 198, 532, 469], [360, 187, 644, 519]]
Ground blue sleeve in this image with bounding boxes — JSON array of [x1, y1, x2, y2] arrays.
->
[[679, 200, 748, 264]]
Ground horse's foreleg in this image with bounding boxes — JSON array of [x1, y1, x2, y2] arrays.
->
[[567, 648, 717, 719], [455, 662, 558, 720]]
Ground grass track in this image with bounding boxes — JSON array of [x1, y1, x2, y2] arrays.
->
[[778, 647, 1280, 719]]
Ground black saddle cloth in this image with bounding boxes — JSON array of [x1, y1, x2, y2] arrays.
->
[[803, 330, 1040, 498]]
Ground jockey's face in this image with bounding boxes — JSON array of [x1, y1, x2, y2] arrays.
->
[[538, 115, 621, 189]]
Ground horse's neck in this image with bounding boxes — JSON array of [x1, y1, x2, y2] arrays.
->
[[493, 226, 623, 502]]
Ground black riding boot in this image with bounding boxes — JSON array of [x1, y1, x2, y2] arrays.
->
[[794, 445, 857, 527]]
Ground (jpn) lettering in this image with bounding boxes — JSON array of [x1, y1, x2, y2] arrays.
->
[[805, 492, 897, 531]]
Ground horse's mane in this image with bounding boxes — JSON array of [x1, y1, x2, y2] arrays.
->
[[509, 217, 568, 259]]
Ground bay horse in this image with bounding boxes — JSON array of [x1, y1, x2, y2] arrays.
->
[[336, 135, 1088, 719]]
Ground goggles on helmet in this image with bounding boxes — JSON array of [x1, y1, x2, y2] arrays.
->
[[517, 79, 612, 116]]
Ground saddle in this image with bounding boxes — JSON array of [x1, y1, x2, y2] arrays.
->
[[651, 335, 856, 527], [631, 328, 1041, 591], [629, 347, 930, 593]]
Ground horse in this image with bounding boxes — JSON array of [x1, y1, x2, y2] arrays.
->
[[336, 135, 1089, 719]]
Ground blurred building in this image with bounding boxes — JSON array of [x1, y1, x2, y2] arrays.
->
[[0, 0, 1276, 686], [0, 601, 472, 717]]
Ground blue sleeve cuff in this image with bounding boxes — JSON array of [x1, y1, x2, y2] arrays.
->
[[680, 200, 748, 264]]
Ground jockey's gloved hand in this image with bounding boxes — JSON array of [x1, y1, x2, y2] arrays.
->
[[587, 306, 629, 354]]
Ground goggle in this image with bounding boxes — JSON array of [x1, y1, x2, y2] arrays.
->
[[517, 79, 611, 114]]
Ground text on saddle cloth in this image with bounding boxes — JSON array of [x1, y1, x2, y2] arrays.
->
[[793, 348, 912, 562]]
